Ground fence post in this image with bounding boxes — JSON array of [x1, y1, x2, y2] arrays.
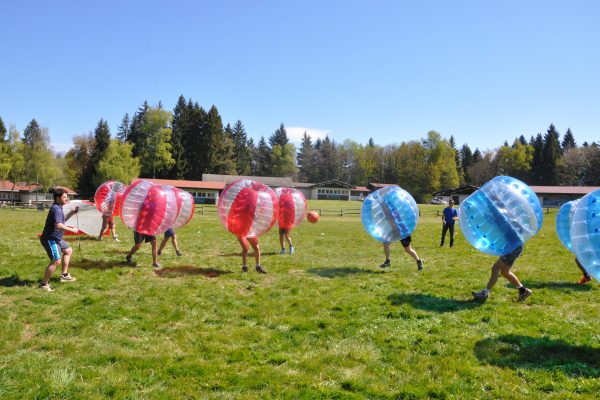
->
[[340, 209, 343, 216]]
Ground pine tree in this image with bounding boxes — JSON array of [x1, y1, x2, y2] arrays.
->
[[269, 123, 289, 148], [530, 133, 544, 184], [449, 135, 463, 184], [231, 120, 252, 175], [128, 101, 150, 157], [460, 144, 474, 184], [170, 95, 191, 179], [472, 148, 482, 164], [297, 132, 314, 182], [23, 119, 43, 148], [561, 128, 576, 150], [206, 105, 236, 174], [185, 101, 208, 179], [519, 135, 527, 146], [253, 136, 271, 176], [0, 116, 6, 142], [116, 113, 131, 142], [541, 124, 561, 184]]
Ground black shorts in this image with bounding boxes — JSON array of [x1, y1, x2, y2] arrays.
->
[[279, 227, 291, 235], [400, 235, 412, 248], [134, 231, 156, 244], [40, 238, 70, 261], [500, 246, 523, 267]]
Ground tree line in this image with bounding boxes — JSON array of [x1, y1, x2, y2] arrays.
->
[[1, 95, 598, 202]]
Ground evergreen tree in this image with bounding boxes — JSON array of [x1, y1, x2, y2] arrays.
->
[[530, 133, 544, 184], [23, 119, 43, 148], [231, 120, 252, 175], [541, 124, 561, 184], [128, 101, 150, 157], [472, 148, 482, 164], [78, 119, 111, 194], [449, 135, 463, 184], [136, 107, 175, 178], [253, 136, 271, 176], [297, 132, 315, 182], [0, 116, 6, 142], [185, 101, 208, 179], [460, 144, 474, 184], [116, 113, 131, 142], [561, 128, 576, 150], [519, 135, 527, 146], [269, 123, 289, 148], [170, 95, 191, 179], [206, 105, 236, 174]]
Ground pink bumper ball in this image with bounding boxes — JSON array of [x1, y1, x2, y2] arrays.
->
[[275, 187, 307, 229], [94, 180, 126, 216], [170, 186, 195, 229], [120, 180, 178, 236], [217, 179, 278, 237]]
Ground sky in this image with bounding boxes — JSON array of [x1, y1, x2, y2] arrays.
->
[[1, 0, 599, 154]]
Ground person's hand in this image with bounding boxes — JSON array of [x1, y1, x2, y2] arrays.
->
[[74, 206, 79, 213]]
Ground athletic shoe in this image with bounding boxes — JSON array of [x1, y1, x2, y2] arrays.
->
[[379, 260, 391, 268], [241, 265, 248, 272], [289, 246, 294, 254], [113, 237, 120, 242], [517, 288, 532, 302], [176, 251, 182, 257], [60, 273, 76, 282], [126, 256, 133, 265], [279, 248, 286, 254], [255, 265, 267, 274], [472, 289, 489, 301], [39, 283, 54, 292], [97, 236, 103, 241], [578, 275, 592, 285], [152, 262, 162, 269], [417, 259, 423, 270]]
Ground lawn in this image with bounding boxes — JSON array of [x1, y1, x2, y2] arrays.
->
[[0, 201, 599, 399]]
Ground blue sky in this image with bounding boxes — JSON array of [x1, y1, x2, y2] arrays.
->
[[1, 0, 598, 154]]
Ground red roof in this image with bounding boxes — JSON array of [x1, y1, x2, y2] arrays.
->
[[0, 180, 42, 191], [531, 186, 600, 195], [145, 178, 226, 190], [353, 186, 370, 192]]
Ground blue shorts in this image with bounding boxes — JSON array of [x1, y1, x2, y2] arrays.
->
[[134, 231, 156, 244], [164, 228, 175, 238], [40, 238, 70, 261], [500, 246, 523, 267]]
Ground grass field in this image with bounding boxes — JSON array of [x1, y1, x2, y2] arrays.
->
[[1, 201, 599, 399]]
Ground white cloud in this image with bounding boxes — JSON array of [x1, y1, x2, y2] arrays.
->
[[286, 126, 332, 144]]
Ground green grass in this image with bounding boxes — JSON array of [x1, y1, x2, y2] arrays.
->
[[1, 201, 599, 399]]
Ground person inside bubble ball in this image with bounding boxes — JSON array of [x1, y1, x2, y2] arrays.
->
[[440, 199, 458, 247], [575, 258, 592, 285], [158, 228, 182, 257], [237, 236, 266, 274], [279, 227, 294, 254], [126, 231, 160, 269], [380, 235, 423, 270], [472, 246, 532, 302], [98, 215, 119, 241]]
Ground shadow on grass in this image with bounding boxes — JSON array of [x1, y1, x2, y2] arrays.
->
[[64, 236, 102, 242], [524, 280, 593, 291], [307, 267, 384, 278], [387, 292, 482, 313], [72, 258, 134, 270], [475, 334, 600, 377], [0, 275, 36, 287], [220, 251, 279, 257], [154, 266, 231, 278]]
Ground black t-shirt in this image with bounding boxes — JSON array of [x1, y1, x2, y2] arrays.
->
[[41, 203, 65, 241]]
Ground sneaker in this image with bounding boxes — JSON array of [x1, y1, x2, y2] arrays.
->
[[417, 259, 423, 270], [113, 237, 120, 242], [242, 265, 248, 272], [279, 248, 286, 254], [152, 262, 162, 269], [379, 260, 391, 268], [255, 265, 267, 274], [126, 256, 133, 265], [176, 251, 182, 257], [60, 273, 76, 282], [97, 236, 103, 241], [578, 275, 592, 285], [39, 283, 54, 292], [289, 246, 294, 254], [472, 289, 489, 301], [517, 288, 532, 302]]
